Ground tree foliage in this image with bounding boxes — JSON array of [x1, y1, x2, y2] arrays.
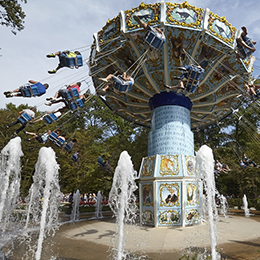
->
[[1, 92, 260, 200], [194, 98, 260, 199], [1, 97, 148, 198], [0, 0, 26, 34]]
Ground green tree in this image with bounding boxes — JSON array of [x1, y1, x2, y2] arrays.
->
[[0, 0, 27, 34]]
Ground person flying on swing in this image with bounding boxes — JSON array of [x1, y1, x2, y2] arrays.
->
[[236, 26, 256, 60], [45, 92, 88, 107], [4, 80, 49, 98], [7, 107, 36, 135], [131, 15, 165, 51], [45, 82, 81, 103], [98, 72, 134, 93], [243, 81, 260, 101], [24, 129, 52, 143], [32, 109, 63, 131], [164, 64, 204, 93], [46, 50, 83, 74]]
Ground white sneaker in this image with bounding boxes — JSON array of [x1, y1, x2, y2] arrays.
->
[[45, 102, 52, 106], [99, 78, 108, 83]]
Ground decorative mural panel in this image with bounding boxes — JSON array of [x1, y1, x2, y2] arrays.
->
[[142, 209, 154, 225], [185, 208, 200, 225], [207, 11, 236, 45], [159, 209, 181, 225], [159, 182, 180, 207], [186, 182, 200, 206], [159, 155, 179, 176], [125, 2, 161, 31], [184, 155, 195, 176], [140, 156, 156, 177], [165, 2, 204, 29], [142, 183, 153, 207], [98, 16, 121, 44]]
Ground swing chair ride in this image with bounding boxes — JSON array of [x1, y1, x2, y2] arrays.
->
[[89, 1, 256, 130]]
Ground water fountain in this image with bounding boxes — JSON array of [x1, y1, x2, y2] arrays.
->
[[95, 190, 103, 219], [243, 194, 250, 217], [108, 151, 138, 260], [0, 137, 23, 260], [0, 138, 62, 260], [196, 145, 220, 260], [219, 194, 228, 218], [71, 189, 81, 222]]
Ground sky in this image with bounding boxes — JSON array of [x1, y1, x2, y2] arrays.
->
[[0, 0, 260, 112]]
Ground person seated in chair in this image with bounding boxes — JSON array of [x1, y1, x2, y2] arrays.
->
[[24, 129, 52, 143], [4, 80, 49, 98], [239, 159, 247, 169], [236, 26, 256, 59], [46, 82, 81, 102], [97, 155, 107, 167], [244, 82, 260, 100], [7, 107, 36, 135], [45, 92, 88, 107], [98, 72, 134, 93], [60, 139, 78, 154], [46, 50, 82, 74], [32, 109, 63, 131], [72, 151, 80, 165], [242, 153, 257, 167], [164, 65, 204, 93], [131, 15, 165, 48]]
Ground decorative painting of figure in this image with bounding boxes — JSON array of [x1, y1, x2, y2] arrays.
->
[[160, 183, 180, 207], [142, 184, 153, 206], [198, 45, 217, 68], [142, 210, 154, 224], [142, 156, 155, 177], [186, 183, 199, 206], [171, 38, 185, 60], [185, 209, 200, 223], [160, 157, 174, 172], [213, 62, 231, 81], [186, 158, 195, 175], [159, 210, 180, 224], [117, 47, 135, 67], [160, 155, 179, 176]]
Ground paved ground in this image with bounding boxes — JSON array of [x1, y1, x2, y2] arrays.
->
[[7, 213, 260, 260], [54, 213, 260, 259]]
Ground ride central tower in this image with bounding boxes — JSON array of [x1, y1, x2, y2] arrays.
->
[[139, 92, 201, 227]]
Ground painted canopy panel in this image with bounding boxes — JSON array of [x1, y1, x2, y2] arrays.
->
[[89, 1, 254, 129]]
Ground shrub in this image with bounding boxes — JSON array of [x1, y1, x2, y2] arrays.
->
[[254, 198, 260, 211], [227, 198, 242, 209], [61, 204, 111, 214]]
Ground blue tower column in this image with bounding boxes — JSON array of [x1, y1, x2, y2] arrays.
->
[[138, 92, 202, 227]]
